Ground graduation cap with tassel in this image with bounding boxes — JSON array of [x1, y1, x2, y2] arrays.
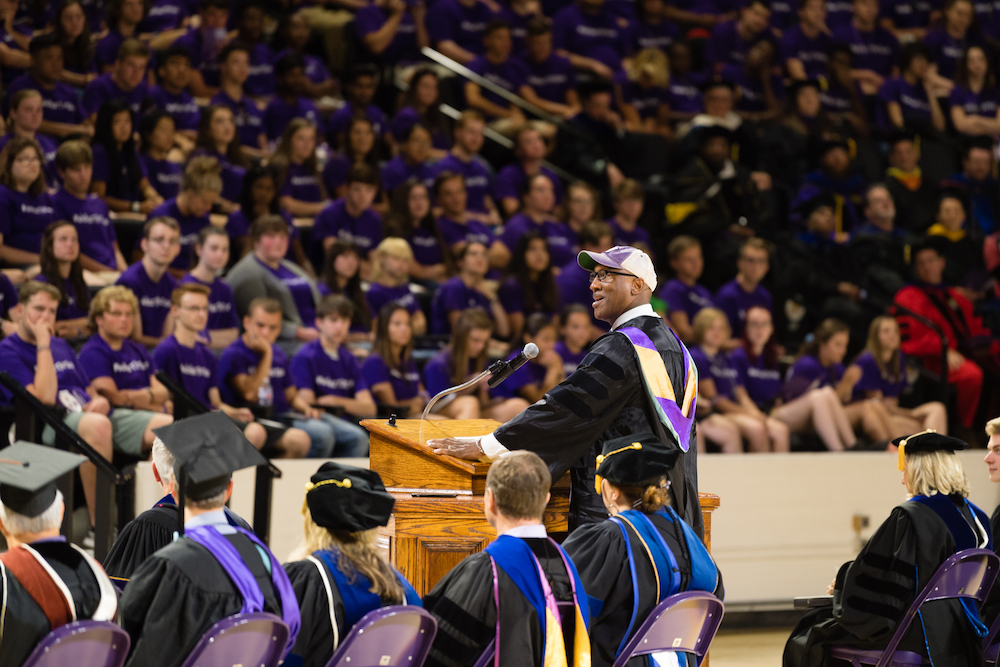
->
[[0, 442, 87, 518]]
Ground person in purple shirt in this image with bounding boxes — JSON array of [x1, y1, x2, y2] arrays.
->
[[327, 66, 389, 148], [632, 0, 680, 53], [552, 0, 631, 78], [431, 242, 511, 336], [0, 136, 55, 265], [366, 238, 428, 334], [35, 221, 91, 335], [170, 0, 231, 97], [659, 236, 713, 343], [731, 306, 784, 410], [82, 38, 150, 119], [148, 157, 221, 272], [431, 110, 499, 223], [391, 68, 452, 154], [264, 53, 325, 143], [139, 109, 184, 202], [465, 22, 530, 122], [0, 10, 32, 87], [619, 50, 671, 134], [274, 118, 328, 218], [235, 4, 277, 98], [490, 313, 565, 402], [0, 272, 16, 335], [275, 13, 336, 99], [314, 163, 382, 264], [950, 45, 1000, 135], [227, 163, 310, 268], [6, 34, 89, 138], [382, 179, 449, 284], [714, 238, 773, 337], [380, 124, 434, 196], [555, 304, 590, 375], [363, 302, 428, 414], [209, 42, 268, 156], [117, 217, 181, 346], [146, 46, 201, 139], [723, 42, 784, 118], [0, 90, 59, 186], [54, 0, 99, 82], [139, 0, 190, 33], [781, 0, 832, 80], [497, 232, 559, 340], [494, 125, 563, 217], [181, 225, 239, 350], [879, 0, 938, 39], [607, 179, 652, 257], [91, 98, 157, 214], [497, 174, 576, 269], [878, 42, 946, 132], [433, 171, 501, 262], [705, 0, 774, 71], [192, 104, 249, 210], [354, 0, 424, 65], [324, 116, 379, 198], [290, 295, 376, 456], [94, 0, 145, 72], [922, 0, 977, 81], [666, 41, 704, 119], [831, 0, 899, 93], [521, 19, 579, 118], [427, 0, 498, 65]]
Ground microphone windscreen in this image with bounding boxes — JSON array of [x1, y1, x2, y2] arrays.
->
[[524, 343, 539, 359]]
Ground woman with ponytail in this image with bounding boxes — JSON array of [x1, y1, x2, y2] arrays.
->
[[284, 463, 421, 667], [564, 432, 723, 667], [149, 155, 223, 274]]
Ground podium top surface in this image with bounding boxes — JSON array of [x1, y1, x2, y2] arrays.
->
[[363, 418, 501, 476]]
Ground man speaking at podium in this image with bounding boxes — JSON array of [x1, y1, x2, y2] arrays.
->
[[430, 246, 703, 535]]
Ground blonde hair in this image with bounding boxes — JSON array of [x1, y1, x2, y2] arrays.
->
[[182, 155, 223, 194], [865, 316, 902, 383], [89, 285, 139, 331], [986, 416, 1000, 437], [370, 237, 414, 287], [905, 451, 970, 499], [628, 49, 669, 88], [295, 506, 405, 604], [691, 307, 730, 346]]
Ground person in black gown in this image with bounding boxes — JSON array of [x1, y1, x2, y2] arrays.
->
[[283, 462, 421, 667], [784, 431, 993, 667], [564, 433, 723, 667], [0, 442, 118, 667], [103, 436, 252, 589], [423, 451, 592, 667], [982, 417, 1000, 626], [119, 413, 301, 667]]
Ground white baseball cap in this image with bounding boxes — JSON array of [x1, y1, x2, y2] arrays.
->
[[578, 246, 657, 293]]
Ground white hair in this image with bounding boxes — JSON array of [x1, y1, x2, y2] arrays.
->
[[0, 490, 63, 536], [151, 437, 174, 488]]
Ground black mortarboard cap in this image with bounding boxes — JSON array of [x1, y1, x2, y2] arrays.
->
[[894, 430, 968, 470], [595, 432, 680, 492], [695, 124, 734, 145], [305, 462, 395, 532], [0, 442, 86, 518]]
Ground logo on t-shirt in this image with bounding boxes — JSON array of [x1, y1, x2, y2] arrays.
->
[[113, 359, 149, 374], [179, 363, 212, 378]]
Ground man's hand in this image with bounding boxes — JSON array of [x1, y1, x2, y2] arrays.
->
[[243, 330, 271, 353], [429, 436, 484, 460], [30, 317, 53, 349]]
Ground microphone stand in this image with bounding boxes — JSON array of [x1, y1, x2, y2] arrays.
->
[[419, 359, 509, 445]]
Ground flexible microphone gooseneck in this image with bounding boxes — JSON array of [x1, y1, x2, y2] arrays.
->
[[487, 343, 539, 388]]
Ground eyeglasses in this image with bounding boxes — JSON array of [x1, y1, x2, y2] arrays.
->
[[105, 309, 134, 318], [589, 269, 632, 283]]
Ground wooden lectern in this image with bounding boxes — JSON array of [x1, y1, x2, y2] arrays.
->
[[363, 418, 720, 596]]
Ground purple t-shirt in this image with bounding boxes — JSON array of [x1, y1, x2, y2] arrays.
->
[[494, 164, 563, 207], [436, 215, 495, 248], [408, 223, 446, 267], [782, 353, 844, 402], [0, 333, 91, 406], [498, 214, 576, 267], [323, 153, 351, 193], [705, 20, 775, 68], [831, 23, 899, 76], [497, 276, 555, 318], [632, 19, 680, 52], [554, 340, 587, 376], [279, 162, 325, 204], [880, 0, 938, 28], [141, 154, 183, 201], [0, 24, 30, 86], [390, 107, 451, 149], [660, 278, 713, 322], [430, 275, 493, 334], [95, 29, 128, 71], [313, 199, 383, 257], [180, 274, 239, 332], [489, 352, 546, 399], [190, 148, 245, 204], [34, 274, 87, 321], [0, 273, 16, 320], [257, 258, 317, 325], [366, 282, 420, 317], [145, 85, 201, 132], [730, 346, 782, 407], [608, 219, 652, 251], [327, 103, 388, 140], [245, 42, 276, 98], [667, 73, 704, 115], [691, 346, 740, 401], [290, 339, 368, 398], [79, 334, 154, 390], [152, 334, 218, 410], [431, 154, 492, 213], [722, 65, 784, 113], [6, 74, 86, 128], [264, 96, 324, 142], [361, 352, 421, 401], [381, 155, 434, 194], [218, 338, 292, 412], [82, 72, 148, 117], [0, 132, 58, 186], [556, 261, 607, 330], [878, 76, 932, 130], [150, 198, 209, 270], [116, 261, 178, 338], [825, 0, 856, 28], [92, 142, 148, 203], [427, 0, 496, 56], [209, 90, 265, 150], [820, 81, 854, 113], [467, 55, 530, 111], [923, 27, 978, 80], [552, 3, 630, 71], [713, 278, 773, 337], [780, 25, 832, 79], [949, 85, 1000, 118], [355, 4, 419, 64], [850, 350, 907, 401], [173, 28, 223, 88], [524, 54, 577, 104], [0, 186, 55, 253], [275, 48, 331, 86], [139, 0, 189, 33], [423, 348, 468, 397], [52, 189, 117, 269], [621, 80, 669, 119]]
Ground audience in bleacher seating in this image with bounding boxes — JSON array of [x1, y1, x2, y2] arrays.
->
[[149, 156, 221, 273], [552, 0, 630, 79], [367, 237, 428, 335], [273, 118, 329, 219], [393, 68, 451, 155], [433, 110, 500, 225], [433, 170, 503, 267], [714, 238, 774, 339], [228, 163, 298, 264], [431, 241, 510, 337], [427, 0, 498, 66], [180, 226, 239, 350], [491, 312, 565, 403], [95, 0, 144, 73], [138, 110, 183, 203], [328, 65, 387, 147], [495, 125, 562, 217], [465, 21, 530, 133], [608, 178, 653, 257], [363, 301, 430, 416], [949, 46, 1000, 137], [53, 0, 97, 87], [660, 235, 713, 344], [265, 53, 325, 144], [831, 0, 898, 96], [497, 173, 574, 268], [324, 116, 379, 198], [498, 231, 558, 341], [314, 162, 382, 271], [146, 49, 200, 144], [8, 34, 90, 139], [560, 179, 601, 237], [192, 104, 249, 212], [169, 0, 229, 98], [210, 42, 268, 157], [117, 217, 180, 347], [923, 0, 977, 85], [0, 134, 55, 266], [383, 179, 449, 284], [520, 18, 579, 120], [276, 13, 337, 101], [35, 220, 92, 338], [706, 0, 775, 70], [319, 241, 373, 338], [380, 122, 434, 198], [354, 0, 427, 65], [555, 304, 591, 375], [91, 99, 161, 215], [879, 42, 946, 133], [82, 38, 149, 120], [234, 3, 277, 100]]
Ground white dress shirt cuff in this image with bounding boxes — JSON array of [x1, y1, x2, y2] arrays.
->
[[480, 432, 509, 460]]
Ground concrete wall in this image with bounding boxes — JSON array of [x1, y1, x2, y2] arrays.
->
[[134, 450, 1000, 608]]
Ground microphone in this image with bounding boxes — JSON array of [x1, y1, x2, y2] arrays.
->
[[487, 343, 539, 388]]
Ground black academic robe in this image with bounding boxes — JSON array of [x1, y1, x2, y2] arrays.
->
[[784, 496, 989, 667], [494, 314, 702, 535], [0, 541, 111, 667], [563, 514, 724, 667], [422, 537, 574, 667], [119, 531, 283, 667], [984, 504, 1000, 627], [103, 501, 253, 586], [283, 559, 355, 667]]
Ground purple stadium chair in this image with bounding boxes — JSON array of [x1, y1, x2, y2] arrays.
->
[[22, 620, 130, 667], [829, 548, 999, 667], [323, 606, 437, 667], [178, 612, 290, 667], [612, 591, 725, 667]]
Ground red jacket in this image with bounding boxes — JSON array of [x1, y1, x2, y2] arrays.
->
[[893, 284, 996, 372]]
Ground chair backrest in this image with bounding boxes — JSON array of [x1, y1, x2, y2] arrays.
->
[[178, 612, 290, 667], [324, 606, 437, 667], [612, 591, 725, 667], [22, 620, 130, 667], [873, 548, 1000, 664]]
